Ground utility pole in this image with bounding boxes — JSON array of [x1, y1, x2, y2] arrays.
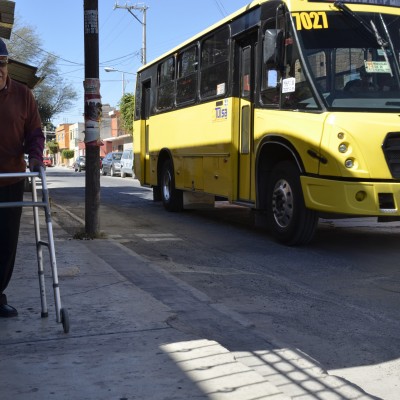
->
[[114, 2, 148, 64], [83, 0, 101, 237]]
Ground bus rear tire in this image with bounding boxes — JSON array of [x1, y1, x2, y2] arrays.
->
[[267, 160, 318, 245], [161, 159, 183, 212]]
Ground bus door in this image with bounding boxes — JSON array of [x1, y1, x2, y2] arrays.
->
[[236, 34, 257, 201], [141, 82, 151, 183]]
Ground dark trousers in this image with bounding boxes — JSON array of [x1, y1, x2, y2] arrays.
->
[[0, 180, 25, 305]]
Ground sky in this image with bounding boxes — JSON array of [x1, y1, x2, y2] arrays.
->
[[13, 0, 251, 127]]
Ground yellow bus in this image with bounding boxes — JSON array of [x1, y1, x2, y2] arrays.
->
[[134, 0, 400, 245]]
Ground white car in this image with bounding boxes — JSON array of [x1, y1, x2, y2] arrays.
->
[[120, 149, 134, 178]]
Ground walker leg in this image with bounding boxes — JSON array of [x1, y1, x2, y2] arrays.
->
[[45, 219, 62, 323], [31, 175, 48, 318], [39, 168, 67, 330], [60, 308, 70, 334]]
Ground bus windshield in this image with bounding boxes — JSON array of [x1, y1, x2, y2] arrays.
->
[[296, 9, 400, 111]]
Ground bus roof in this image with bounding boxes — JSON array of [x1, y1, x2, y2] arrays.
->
[[137, 0, 400, 73], [137, 0, 264, 72]]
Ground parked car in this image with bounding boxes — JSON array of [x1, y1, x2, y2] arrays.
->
[[43, 156, 53, 167], [101, 152, 123, 176], [73, 156, 86, 172], [120, 149, 134, 178]]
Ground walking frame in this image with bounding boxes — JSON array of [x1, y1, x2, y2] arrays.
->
[[0, 167, 69, 333]]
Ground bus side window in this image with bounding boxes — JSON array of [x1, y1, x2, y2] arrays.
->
[[157, 57, 175, 111], [134, 73, 142, 120], [281, 25, 318, 110], [177, 45, 198, 105], [200, 27, 230, 99], [261, 27, 281, 106], [282, 59, 314, 109]]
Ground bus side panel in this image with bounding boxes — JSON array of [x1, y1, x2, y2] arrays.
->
[[203, 156, 232, 197], [183, 157, 204, 190], [133, 119, 144, 183], [148, 100, 237, 198], [253, 109, 325, 175]]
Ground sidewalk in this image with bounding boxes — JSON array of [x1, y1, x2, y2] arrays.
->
[[0, 189, 380, 400], [0, 200, 288, 400]]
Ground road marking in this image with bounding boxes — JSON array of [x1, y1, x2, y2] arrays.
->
[[135, 233, 183, 242], [119, 191, 153, 199]]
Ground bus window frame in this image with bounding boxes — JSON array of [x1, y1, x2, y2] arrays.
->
[[134, 72, 142, 120], [260, 21, 282, 108], [199, 25, 231, 100], [176, 44, 199, 106], [156, 56, 176, 112]]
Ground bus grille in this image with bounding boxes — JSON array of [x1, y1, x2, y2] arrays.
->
[[382, 132, 400, 179]]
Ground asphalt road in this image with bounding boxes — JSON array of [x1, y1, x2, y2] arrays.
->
[[46, 166, 400, 399]]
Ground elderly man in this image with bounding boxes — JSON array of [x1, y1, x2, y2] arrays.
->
[[0, 38, 45, 317]]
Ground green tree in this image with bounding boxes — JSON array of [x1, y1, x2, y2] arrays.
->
[[119, 93, 135, 135], [62, 149, 75, 160], [7, 21, 78, 124], [47, 140, 59, 156], [44, 122, 56, 133]]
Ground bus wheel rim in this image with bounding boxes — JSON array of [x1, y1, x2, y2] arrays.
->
[[163, 170, 171, 202], [272, 178, 293, 228]]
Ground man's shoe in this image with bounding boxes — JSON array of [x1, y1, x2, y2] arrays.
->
[[0, 304, 18, 318]]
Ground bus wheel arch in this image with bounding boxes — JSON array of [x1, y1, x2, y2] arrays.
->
[[256, 139, 303, 210], [256, 140, 318, 245]]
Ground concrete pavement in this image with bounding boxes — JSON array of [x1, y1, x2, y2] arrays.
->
[[0, 180, 381, 399]]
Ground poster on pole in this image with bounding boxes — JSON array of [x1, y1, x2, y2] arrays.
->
[[83, 78, 102, 146]]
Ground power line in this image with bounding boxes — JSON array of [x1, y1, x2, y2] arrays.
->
[[214, 0, 228, 17], [11, 30, 140, 76], [100, 50, 141, 66], [11, 31, 83, 66]]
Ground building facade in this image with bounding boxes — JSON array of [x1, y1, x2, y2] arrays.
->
[[55, 103, 133, 166], [55, 123, 72, 166]]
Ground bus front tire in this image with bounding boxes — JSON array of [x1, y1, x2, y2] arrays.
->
[[266, 160, 318, 245], [161, 159, 183, 212]]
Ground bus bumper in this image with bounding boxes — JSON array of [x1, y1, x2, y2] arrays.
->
[[301, 176, 400, 216]]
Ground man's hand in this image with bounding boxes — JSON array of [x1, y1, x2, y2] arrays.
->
[[29, 158, 44, 172]]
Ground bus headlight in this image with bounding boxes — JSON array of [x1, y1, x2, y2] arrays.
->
[[338, 143, 348, 153], [345, 158, 354, 168], [355, 191, 367, 202]]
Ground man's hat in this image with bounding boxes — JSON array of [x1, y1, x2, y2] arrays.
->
[[0, 38, 9, 57]]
